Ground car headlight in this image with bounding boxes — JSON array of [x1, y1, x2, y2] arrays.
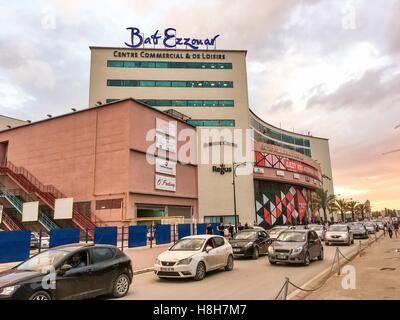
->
[[177, 258, 192, 265], [155, 258, 161, 265], [0, 285, 20, 296], [292, 246, 304, 254], [341, 233, 348, 238], [268, 246, 274, 254]]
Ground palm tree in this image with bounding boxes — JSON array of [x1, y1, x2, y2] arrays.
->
[[355, 202, 366, 220], [347, 200, 358, 221], [336, 199, 349, 222], [313, 189, 336, 222]]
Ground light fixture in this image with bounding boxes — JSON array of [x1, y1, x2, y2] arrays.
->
[[71, 108, 77, 112], [47, 114, 52, 118]]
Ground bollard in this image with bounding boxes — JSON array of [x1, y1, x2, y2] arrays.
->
[[38, 229, 42, 253], [359, 240, 362, 255], [336, 247, 341, 275], [150, 224, 153, 248], [283, 277, 289, 300], [121, 226, 125, 252]]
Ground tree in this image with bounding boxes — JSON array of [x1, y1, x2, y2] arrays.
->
[[336, 199, 349, 222], [364, 200, 371, 218], [313, 189, 336, 222], [347, 200, 358, 221], [355, 202, 366, 220]]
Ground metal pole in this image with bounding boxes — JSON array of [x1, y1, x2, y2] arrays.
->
[[121, 226, 125, 252], [85, 227, 88, 243], [336, 247, 340, 275], [173, 224, 176, 242], [38, 229, 42, 253], [233, 164, 238, 234], [283, 277, 289, 300], [150, 224, 153, 248]]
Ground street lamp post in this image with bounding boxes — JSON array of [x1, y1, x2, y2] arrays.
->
[[232, 162, 247, 234]]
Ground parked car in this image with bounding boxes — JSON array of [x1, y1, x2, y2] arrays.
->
[[349, 223, 369, 239], [229, 229, 272, 259], [30, 232, 50, 249], [0, 244, 133, 300], [268, 229, 323, 266], [376, 222, 384, 230], [267, 226, 294, 241], [307, 224, 326, 240], [325, 224, 354, 246], [364, 222, 376, 234], [154, 235, 233, 281]]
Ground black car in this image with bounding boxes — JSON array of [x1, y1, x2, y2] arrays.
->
[[268, 229, 324, 266], [349, 223, 369, 239], [0, 244, 133, 300], [229, 229, 272, 259]]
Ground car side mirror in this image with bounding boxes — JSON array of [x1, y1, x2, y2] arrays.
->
[[206, 245, 213, 253], [59, 264, 72, 275]]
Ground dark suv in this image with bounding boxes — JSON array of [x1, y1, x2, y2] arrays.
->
[[268, 229, 323, 266]]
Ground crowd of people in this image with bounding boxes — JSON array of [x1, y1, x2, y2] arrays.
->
[[205, 222, 255, 239], [383, 220, 399, 239]]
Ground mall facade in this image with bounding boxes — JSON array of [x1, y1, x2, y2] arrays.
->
[[0, 47, 334, 231]]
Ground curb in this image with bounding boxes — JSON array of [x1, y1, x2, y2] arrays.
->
[[133, 267, 154, 275], [287, 233, 384, 300]]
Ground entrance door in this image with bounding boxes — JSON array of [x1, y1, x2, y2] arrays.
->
[[0, 141, 8, 166]]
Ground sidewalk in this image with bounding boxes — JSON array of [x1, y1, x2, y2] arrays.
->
[[305, 236, 400, 300], [0, 243, 171, 273]]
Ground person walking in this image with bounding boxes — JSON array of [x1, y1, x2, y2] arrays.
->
[[388, 222, 394, 239], [394, 221, 399, 238], [238, 222, 244, 232], [218, 223, 225, 236], [206, 223, 213, 235], [228, 223, 234, 238], [383, 223, 387, 237], [244, 223, 250, 229]]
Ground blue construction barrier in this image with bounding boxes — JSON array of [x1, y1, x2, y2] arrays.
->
[[156, 224, 171, 245], [94, 226, 118, 246], [128, 225, 147, 248], [196, 223, 207, 235], [49, 228, 80, 248], [0, 230, 30, 263], [178, 224, 191, 239], [212, 223, 220, 235]]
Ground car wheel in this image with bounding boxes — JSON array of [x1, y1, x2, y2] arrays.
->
[[318, 248, 324, 260], [303, 252, 311, 266], [351, 238, 354, 244], [269, 259, 277, 265], [252, 247, 259, 260], [112, 274, 130, 298], [29, 290, 52, 300], [225, 255, 234, 271], [194, 262, 206, 281]]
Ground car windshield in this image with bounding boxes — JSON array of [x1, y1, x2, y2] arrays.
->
[[169, 238, 205, 251], [17, 250, 68, 271], [309, 225, 323, 231], [233, 231, 257, 240], [352, 224, 364, 230], [269, 227, 287, 234], [328, 225, 348, 232], [277, 231, 306, 242], [365, 223, 373, 227]]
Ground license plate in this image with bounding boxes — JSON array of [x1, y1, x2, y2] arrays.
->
[[233, 248, 241, 253], [160, 267, 174, 272], [278, 254, 287, 260]]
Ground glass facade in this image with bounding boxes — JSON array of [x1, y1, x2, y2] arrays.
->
[[204, 215, 236, 224], [186, 119, 235, 127], [251, 116, 312, 157], [106, 99, 234, 107], [107, 60, 232, 70], [107, 79, 233, 88]]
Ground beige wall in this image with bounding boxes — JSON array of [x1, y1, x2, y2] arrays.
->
[[0, 115, 27, 132]]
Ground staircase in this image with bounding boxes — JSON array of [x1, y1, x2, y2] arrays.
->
[[0, 211, 21, 231], [0, 161, 101, 236], [0, 189, 59, 231]]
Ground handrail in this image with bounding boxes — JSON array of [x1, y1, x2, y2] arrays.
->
[[1, 212, 21, 231]]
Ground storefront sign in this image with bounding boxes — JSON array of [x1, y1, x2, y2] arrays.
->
[[156, 118, 177, 138], [212, 164, 232, 175], [156, 157, 176, 176], [254, 167, 265, 174], [276, 170, 285, 177], [125, 27, 220, 50], [155, 174, 176, 192], [156, 132, 176, 152]]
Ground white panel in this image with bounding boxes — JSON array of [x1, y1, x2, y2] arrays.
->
[[54, 198, 74, 220], [156, 157, 177, 176], [276, 170, 285, 177], [262, 194, 269, 205], [255, 200, 263, 212], [256, 214, 263, 225], [155, 174, 176, 192], [22, 201, 39, 222]]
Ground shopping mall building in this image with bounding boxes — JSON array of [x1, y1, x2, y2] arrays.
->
[[0, 46, 334, 232]]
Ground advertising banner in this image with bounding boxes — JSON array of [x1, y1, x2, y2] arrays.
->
[[155, 174, 176, 192], [22, 201, 39, 222], [156, 157, 176, 176]]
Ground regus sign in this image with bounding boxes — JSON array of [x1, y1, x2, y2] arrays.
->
[[124, 27, 220, 50]]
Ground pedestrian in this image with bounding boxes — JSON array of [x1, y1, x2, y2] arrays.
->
[[394, 221, 399, 238], [218, 222, 225, 236], [383, 223, 387, 237], [244, 222, 250, 229], [228, 223, 234, 238], [206, 223, 213, 235], [238, 222, 244, 232], [388, 222, 393, 239]]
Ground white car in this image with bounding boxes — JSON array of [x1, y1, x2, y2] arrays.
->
[[154, 235, 234, 281], [325, 224, 354, 246]]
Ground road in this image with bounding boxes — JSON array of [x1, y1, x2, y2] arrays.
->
[[119, 237, 376, 300]]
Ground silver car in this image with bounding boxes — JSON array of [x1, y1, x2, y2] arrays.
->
[[308, 224, 326, 240], [364, 222, 376, 234], [325, 224, 354, 246]]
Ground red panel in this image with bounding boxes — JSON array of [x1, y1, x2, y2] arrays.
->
[[275, 195, 281, 205], [255, 151, 265, 167], [264, 208, 271, 225]]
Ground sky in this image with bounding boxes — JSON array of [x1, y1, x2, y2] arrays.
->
[[0, 0, 399, 211]]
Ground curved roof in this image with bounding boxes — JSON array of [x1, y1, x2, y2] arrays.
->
[[249, 108, 329, 141]]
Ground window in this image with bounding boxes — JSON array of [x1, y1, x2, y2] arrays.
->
[[213, 237, 225, 247], [136, 99, 234, 107], [186, 119, 235, 127], [204, 216, 236, 224], [90, 248, 115, 264], [107, 60, 233, 70], [73, 202, 91, 217], [96, 199, 122, 210], [107, 79, 233, 88]]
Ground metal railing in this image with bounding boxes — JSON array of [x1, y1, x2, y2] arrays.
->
[[0, 211, 21, 231]]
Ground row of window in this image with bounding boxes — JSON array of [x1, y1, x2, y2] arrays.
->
[[107, 79, 234, 88], [107, 60, 233, 70], [106, 99, 234, 107], [251, 117, 311, 148], [254, 131, 312, 157], [186, 119, 235, 127]]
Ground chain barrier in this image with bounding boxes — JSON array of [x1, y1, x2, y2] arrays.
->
[[274, 232, 384, 300]]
